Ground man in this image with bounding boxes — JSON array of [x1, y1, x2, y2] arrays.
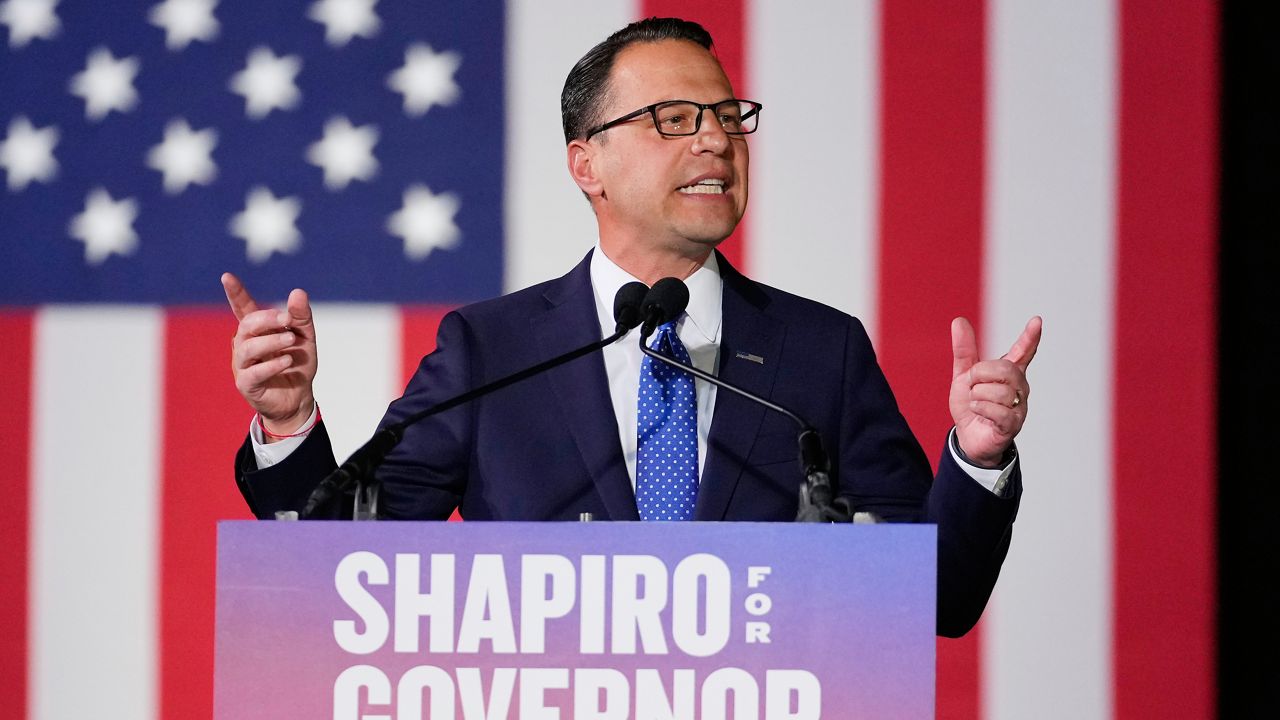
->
[[224, 18, 1040, 637]]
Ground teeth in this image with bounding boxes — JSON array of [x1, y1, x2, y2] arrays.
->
[[678, 179, 725, 194]]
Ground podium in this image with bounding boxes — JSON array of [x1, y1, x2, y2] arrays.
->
[[214, 521, 936, 719]]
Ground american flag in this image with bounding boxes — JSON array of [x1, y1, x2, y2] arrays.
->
[[0, 1, 1216, 718]]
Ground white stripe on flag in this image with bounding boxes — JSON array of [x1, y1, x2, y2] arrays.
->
[[983, 1, 1116, 718], [30, 308, 161, 720], [747, 0, 881, 337], [311, 305, 402, 463], [504, 0, 638, 293]]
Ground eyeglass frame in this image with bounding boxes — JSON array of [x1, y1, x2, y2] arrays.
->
[[582, 98, 763, 141]]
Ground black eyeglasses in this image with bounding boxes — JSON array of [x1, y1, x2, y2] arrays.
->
[[583, 99, 763, 141]]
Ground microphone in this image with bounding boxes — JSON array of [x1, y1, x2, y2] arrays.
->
[[636, 278, 851, 523], [613, 281, 649, 334], [300, 281, 651, 519], [639, 277, 690, 339]]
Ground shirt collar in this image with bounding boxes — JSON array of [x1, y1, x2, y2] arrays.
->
[[589, 243, 723, 343]]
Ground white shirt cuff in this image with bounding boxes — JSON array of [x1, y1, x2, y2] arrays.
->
[[948, 428, 1017, 497]]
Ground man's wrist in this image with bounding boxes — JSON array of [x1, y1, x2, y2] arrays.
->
[[951, 431, 1014, 470], [259, 401, 317, 443]]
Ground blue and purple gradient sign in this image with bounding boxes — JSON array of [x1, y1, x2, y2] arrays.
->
[[215, 521, 936, 719]]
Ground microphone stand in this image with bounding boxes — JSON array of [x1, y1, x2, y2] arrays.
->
[[638, 327, 852, 523], [300, 324, 633, 519]]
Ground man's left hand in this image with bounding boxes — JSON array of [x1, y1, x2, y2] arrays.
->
[[949, 315, 1043, 467]]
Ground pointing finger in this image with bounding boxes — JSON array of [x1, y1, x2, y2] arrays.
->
[[1003, 315, 1043, 373], [951, 317, 979, 378], [221, 272, 259, 322]]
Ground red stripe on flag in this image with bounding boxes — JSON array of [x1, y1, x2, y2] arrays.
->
[[0, 312, 32, 720], [160, 310, 256, 718], [1114, 1, 1218, 716], [640, 1, 750, 272], [878, 2, 987, 717], [401, 306, 459, 520]]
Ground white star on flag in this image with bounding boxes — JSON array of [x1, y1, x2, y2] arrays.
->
[[0, 0, 61, 49], [0, 115, 58, 190], [230, 186, 302, 263], [147, 118, 217, 194], [228, 47, 302, 120], [305, 115, 378, 191], [68, 187, 139, 264], [386, 184, 460, 260], [68, 47, 140, 121], [387, 43, 461, 117], [148, 0, 219, 51], [307, 0, 379, 48]]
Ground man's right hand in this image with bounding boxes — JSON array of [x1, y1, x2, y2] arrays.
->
[[222, 272, 318, 441]]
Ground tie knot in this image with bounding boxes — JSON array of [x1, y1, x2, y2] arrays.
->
[[650, 317, 680, 348]]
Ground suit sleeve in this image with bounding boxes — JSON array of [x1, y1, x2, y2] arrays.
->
[[927, 447, 1021, 637], [365, 309, 475, 520], [234, 421, 346, 519], [835, 317, 1020, 637]]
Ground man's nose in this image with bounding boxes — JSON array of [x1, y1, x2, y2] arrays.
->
[[691, 107, 731, 153]]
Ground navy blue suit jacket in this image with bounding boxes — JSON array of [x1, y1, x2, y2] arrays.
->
[[236, 250, 1020, 635]]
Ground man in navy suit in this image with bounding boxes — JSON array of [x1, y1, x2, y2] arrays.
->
[[223, 18, 1041, 637]]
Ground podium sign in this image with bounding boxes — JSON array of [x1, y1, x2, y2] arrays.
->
[[215, 521, 935, 719]]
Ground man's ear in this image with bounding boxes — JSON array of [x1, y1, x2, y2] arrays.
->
[[567, 140, 604, 197]]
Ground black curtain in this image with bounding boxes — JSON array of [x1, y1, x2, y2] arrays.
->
[[1219, 1, 1279, 716]]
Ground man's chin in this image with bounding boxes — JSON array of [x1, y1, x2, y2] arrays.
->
[[676, 219, 740, 247]]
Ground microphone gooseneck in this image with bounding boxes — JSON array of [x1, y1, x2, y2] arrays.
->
[[636, 277, 850, 523], [301, 282, 650, 519]]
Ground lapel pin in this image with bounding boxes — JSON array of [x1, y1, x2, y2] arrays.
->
[[735, 351, 765, 365]]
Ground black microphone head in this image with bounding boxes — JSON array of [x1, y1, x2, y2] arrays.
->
[[613, 281, 650, 332], [640, 277, 690, 336]]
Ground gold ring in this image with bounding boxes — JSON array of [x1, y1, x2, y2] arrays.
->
[[1012, 390, 1023, 408]]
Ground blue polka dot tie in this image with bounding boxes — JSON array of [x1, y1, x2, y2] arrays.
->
[[636, 320, 698, 521]]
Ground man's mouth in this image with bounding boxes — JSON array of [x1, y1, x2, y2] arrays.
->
[[677, 179, 726, 195]]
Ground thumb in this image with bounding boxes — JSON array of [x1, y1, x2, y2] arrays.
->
[[280, 288, 315, 339], [951, 317, 979, 378]]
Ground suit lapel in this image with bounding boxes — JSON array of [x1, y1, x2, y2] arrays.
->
[[695, 258, 785, 520], [534, 252, 640, 521]]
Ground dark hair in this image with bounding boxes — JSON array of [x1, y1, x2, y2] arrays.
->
[[561, 17, 714, 143]]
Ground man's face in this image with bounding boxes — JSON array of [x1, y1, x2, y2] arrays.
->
[[587, 40, 749, 257]]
